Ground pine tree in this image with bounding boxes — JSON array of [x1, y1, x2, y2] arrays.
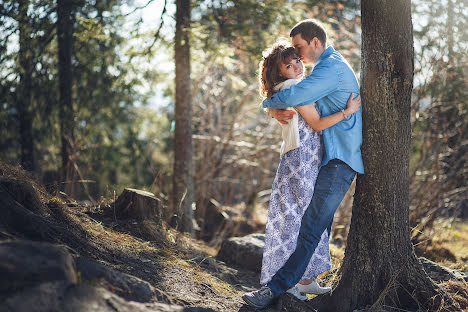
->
[[307, 0, 460, 310]]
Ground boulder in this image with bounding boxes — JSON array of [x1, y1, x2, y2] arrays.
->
[[0, 178, 48, 214], [0, 240, 76, 293], [216, 233, 265, 271], [75, 257, 176, 304], [113, 188, 162, 221], [0, 177, 88, 249], [0, 281, 187, 312], [0, 178, 58, 241]]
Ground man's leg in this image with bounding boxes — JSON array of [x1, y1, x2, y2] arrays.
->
[[266, 159, 355, 296]]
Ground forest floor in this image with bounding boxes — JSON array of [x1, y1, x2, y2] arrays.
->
[[423, 219, 468, 271], [1, 163, 467, 311], [69, 208, 468, 311], [72, 208, 259, 311]]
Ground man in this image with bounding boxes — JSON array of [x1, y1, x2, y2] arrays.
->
[[242, 19, 364, 309]]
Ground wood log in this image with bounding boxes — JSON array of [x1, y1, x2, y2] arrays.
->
[[113, 188, 162, 222]]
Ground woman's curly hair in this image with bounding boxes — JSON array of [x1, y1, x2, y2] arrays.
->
[[259, 41, 301, 99]]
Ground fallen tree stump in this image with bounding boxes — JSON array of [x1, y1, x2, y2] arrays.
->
[[113, 188, 162, 221]]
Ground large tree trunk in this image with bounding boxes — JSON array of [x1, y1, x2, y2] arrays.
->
[[17, 0, 35, 172], [173, 0, 194, 234], [307, 0, 459, 311], [57, 0, 76, 195]]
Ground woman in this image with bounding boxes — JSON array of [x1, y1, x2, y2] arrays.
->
[[259, 42, 360, 299]]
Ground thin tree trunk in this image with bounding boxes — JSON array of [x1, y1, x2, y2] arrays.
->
[[307, 0, 460, 310], [17, 0, 35, 172], [446, 0, 454, 60], [173, 0, 194, 234], [57, 0, 75, 195]]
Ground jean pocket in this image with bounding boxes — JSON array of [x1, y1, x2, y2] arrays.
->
[[339, 171, 355, 193], [346, 172, 356, 185]]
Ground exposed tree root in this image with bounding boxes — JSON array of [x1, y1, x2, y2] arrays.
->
[[302, 254, 461, 312]]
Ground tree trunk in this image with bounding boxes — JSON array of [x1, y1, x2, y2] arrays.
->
[[307, 0, 460, 310], [17, 0, 35, 172], [57, 0, 76, 195], [446, 0, 454, 60], [113, 188, 163, 221], [173, 0, 194, 234]]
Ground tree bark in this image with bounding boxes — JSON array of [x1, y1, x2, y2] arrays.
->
[[17, 0, 35, 172], [173, 0, 194, 234], [113, 188, 163, 221], [306, 0, 460, 310], [57, 0, 76, 195]]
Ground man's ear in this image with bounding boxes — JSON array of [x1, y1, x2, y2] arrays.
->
[[312, 37, 320, 48]]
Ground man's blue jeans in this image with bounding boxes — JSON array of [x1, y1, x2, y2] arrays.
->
[[266, 159, 356, 296]]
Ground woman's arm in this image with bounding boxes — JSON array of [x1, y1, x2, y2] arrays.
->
[[263, 64, 339, 109], [296, 93, 360, 132]]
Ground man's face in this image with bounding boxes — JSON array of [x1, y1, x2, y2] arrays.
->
[[292, 34, 318, 64]]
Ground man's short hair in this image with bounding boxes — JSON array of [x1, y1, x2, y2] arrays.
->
[[290, 19, 327, 46]]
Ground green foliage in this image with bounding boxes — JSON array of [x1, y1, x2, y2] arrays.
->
[[0, 0, 363, 210], [194, 0, 299, 56], [3, 1, 463, 243], [0, 0, 166, 199]]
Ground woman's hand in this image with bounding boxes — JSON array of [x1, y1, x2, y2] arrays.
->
[[345, 93, 361, 115]]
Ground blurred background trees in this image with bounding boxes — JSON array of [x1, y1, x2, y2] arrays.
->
[[0, 0, 466, 243], [409, 0, 467, 238]]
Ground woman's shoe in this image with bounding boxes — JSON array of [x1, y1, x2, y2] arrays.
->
[[296, 280, 331, 295], [286, 286, 308, 300]]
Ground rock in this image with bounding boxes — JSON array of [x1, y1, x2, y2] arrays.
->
[[216, 233, 265, 271], [0, 240, 77, 293], [75, 257, 177, 304], [0, 178, 58, 241], [0, 281, 188, 312], [0, 177, 87, 248], [198, 201, 258, 243], [419, 257, 468, 282], [139, 220, 169, 243], [113, 188, 162, 221], [0, 178, 48, 214]]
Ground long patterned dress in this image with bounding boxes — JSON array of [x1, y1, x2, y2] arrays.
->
[[260, 109, 331, 285]]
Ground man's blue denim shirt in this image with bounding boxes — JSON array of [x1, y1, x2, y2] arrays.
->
[[263, 46, 364, 174]]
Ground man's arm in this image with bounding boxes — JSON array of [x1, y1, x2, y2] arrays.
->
[[263, 64, 340, 109], [268, 108, 296, 125]]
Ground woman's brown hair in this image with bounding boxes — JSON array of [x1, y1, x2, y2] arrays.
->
[[259, 42, 301, 99]]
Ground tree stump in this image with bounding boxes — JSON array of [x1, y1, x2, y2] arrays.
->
[[113, 188, 162, 222]]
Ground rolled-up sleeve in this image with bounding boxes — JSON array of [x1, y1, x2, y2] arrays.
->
[[263, 63, 340, 109]]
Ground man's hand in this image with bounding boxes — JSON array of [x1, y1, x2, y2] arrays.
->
[[268, 108, 295, 125]]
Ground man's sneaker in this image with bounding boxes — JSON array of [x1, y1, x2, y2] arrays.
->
[[296, 280, 331, 295], [242, 286, 276, 309], [286, 286, 307, 300]]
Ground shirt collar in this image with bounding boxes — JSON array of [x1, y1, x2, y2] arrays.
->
[[315, 46, 335, 66]]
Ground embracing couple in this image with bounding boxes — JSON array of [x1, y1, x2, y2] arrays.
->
[[242, 19, 364, 309]]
